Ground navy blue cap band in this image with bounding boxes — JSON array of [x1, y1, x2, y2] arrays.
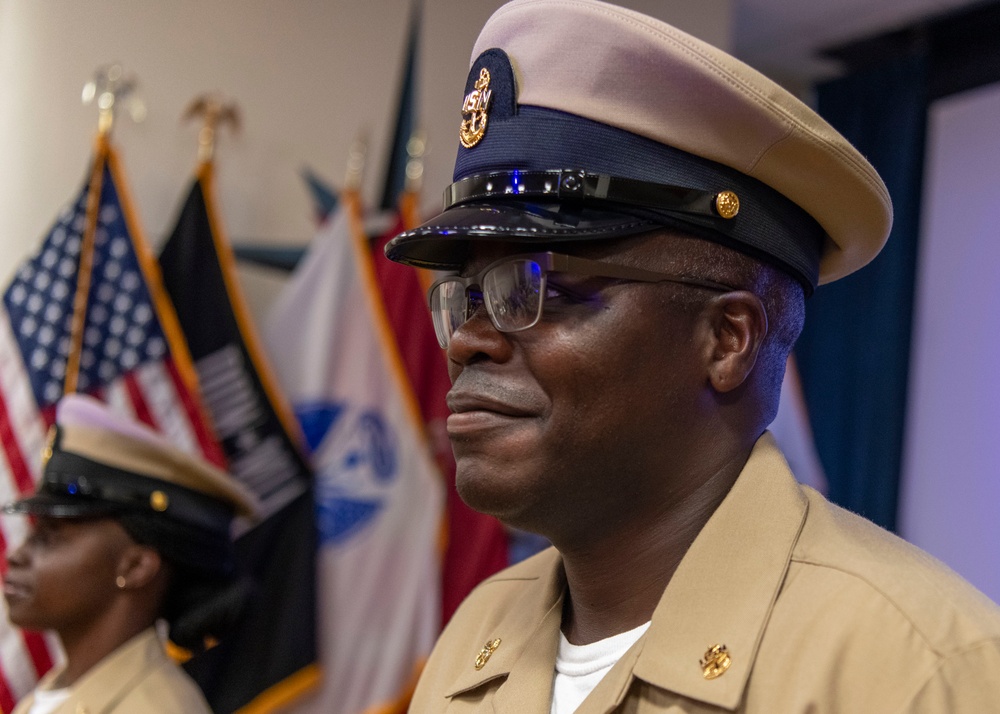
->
[[450, 105, 824, 288], [444, 170, 725, 218]]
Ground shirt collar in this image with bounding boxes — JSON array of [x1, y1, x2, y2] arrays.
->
[[445, 561, 564, 713], [632, 432, 808, 709]]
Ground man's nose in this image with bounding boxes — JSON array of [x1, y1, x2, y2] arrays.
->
[[446, 300, 513, 369]]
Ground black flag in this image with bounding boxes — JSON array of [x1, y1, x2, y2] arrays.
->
[[159, 162, 319, 713]]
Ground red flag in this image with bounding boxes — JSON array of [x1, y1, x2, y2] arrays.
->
[[371, 197, 508, 623]]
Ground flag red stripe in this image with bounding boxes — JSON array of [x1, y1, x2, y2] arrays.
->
[[0, 389, 37, 497], [370, 222, 509, 624], [38, 405, 56, 431], [0, 528, 8, 595], [0, 527, 8, 578], [123, 372, 157, 429], [0, 669, 16, 713], [20, 631, 54, 679], [163, 359, 226, 468], [0, 390, 58, 683]]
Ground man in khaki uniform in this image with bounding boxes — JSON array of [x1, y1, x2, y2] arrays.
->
[[385, 0, 1000, 711], [3, 394, 257, 714]]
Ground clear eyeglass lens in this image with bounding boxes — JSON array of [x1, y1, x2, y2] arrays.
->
[[430, 259, 545, 348], [430, 279, 467, 349], [483, 259, 543, 332]]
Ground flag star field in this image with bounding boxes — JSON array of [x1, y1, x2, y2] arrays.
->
[[3, 169, 167, 408]]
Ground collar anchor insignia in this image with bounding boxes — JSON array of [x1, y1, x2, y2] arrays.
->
[[460, 68, 493, 149], [700, 643, 732, 679], [474, 637, 501, 670]]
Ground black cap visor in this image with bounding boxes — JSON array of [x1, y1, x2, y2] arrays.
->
[[384, 201, 659, 271]]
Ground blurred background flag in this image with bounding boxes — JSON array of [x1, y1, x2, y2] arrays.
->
[[370, 213, 509, 624], [0, 134, 223, 711], [302, 166, 340, 225], [372, 94, 509, 619], [370, 0, 510, 624], [264, 190, 443, 714], [158, 126, 320, 713]]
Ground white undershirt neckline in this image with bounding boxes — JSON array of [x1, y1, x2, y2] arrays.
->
[[26, 686, 71, 714], [550, 621, 651, 714]]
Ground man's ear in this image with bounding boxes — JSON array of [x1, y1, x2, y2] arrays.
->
[[703, 291, 768, 393], [116, 544, 164, 591]]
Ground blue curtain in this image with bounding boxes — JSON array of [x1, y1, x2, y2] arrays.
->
[[795, 53, 927, 531]]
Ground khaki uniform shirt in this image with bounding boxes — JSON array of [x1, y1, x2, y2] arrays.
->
[[13, 629, 212, 714], [410, 433, 1000, 713]]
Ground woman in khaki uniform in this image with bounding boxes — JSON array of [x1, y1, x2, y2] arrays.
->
[[3, 394, 256, 714]]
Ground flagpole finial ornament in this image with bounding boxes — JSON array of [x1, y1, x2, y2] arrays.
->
[[345, 133, 369, 192], [82, 64, 145, 138], [183, 94, 241, 164], [404, 130, 427, 195]]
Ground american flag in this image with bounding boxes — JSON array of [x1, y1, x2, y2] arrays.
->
[[0, 144, 223, 710]]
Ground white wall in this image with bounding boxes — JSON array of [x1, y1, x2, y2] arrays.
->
[[0, 0, 732, 304], [898, 81, 1000, 603]]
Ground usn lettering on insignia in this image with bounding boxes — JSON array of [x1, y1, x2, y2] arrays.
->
[[460, 68, 492, 149]]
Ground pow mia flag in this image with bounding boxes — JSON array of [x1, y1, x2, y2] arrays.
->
[[158, 162, 319, 713]]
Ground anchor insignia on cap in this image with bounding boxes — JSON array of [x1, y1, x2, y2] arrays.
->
[[460, 68, 492, 149]]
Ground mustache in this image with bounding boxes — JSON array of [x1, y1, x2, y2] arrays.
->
[[448, 370, 547, 414]]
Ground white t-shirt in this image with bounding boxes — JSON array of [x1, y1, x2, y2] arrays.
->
[[26, 687, 71, 714], [550, 621, 651, 714]]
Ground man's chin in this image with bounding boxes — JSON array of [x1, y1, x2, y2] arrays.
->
[[455, 462, 542, 527]]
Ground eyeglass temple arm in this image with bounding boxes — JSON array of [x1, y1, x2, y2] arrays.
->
[[545, 252, 737, 292]]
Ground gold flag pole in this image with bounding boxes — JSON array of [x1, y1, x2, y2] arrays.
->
[[65, 65, 144, 394]]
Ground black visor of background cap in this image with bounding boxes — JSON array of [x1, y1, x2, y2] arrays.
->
[[4, 393, 257, 541], [384, 0, 893, 291]]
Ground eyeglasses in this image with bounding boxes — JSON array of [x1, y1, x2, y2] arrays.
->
[[427, 251, 738, 349]]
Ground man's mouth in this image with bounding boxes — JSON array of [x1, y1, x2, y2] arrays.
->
[[445, 370, 548, 437], [445, 392, 537, 434], [446, 372, 547, 433], [2, 577, 31, 601], [446, 392, 535, 417]]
